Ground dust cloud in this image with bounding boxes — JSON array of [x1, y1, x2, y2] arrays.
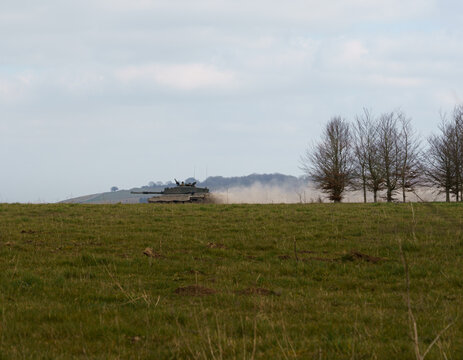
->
[[210, 182, 444, 204], [211, 183, 319, 204]]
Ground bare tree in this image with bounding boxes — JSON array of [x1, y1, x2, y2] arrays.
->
[[378, 111, 402, 202], [425, 106, 463, 202], [451, 105, 463, 201], [353, 109, 384, 202], [353, 109, 370, 203], [425, 116, 455, 202], [364, 118, 384, 202], [300, 117, 354, 202], [398, 114, 422, 202]]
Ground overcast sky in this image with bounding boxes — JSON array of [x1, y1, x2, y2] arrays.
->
[[1, 0, 462, 202]]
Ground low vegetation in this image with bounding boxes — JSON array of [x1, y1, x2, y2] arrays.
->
[[0, 203, 462, 359]]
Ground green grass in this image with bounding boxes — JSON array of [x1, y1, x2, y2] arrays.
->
[[0, 203, 462, 359]]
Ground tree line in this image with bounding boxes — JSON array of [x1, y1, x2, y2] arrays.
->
[[141, 174, 304, 191], [300, 105, 463, 203]]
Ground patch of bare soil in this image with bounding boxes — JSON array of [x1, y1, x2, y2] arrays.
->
[[174, 285, 216, 296], [143, 247, 165, 259], [342, 250, 384, 264], [235, 287, 280, 296], [207, 242, 227, 249]]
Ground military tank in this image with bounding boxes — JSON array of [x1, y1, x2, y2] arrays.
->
[[131, 179, 210, 203]]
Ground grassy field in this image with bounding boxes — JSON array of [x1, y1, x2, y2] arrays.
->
[[0, 203, 462, 359]]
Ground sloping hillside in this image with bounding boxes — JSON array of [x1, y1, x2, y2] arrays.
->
[[60, 174, 307, 204]]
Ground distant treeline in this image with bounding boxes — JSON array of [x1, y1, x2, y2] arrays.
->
[[301, 105, 463, 203], [141, 173, 306, 191]]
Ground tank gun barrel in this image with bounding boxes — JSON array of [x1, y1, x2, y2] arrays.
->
[[131, 191, 163, 194]]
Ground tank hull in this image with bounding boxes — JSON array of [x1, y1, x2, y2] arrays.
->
[[147, 193, 211, 203]]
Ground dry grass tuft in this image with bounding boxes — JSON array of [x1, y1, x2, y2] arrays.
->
[[143, 247, 165, 258]]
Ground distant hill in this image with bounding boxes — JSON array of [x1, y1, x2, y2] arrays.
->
[[60, 173, 308, 204], [195, 173, 304, 190]]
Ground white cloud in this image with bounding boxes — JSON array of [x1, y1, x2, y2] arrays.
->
[[339, 40, 369, 63], [115, 63, 236, 90], [57, 72, 106, 92], [367, 74, 424, 88], [96, 0, 435, 24], [0, 74, 32, 102], [433, 90, 462, 108]]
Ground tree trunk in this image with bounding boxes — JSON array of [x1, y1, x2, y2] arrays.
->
[[446, 190, 450, 202], [386, 188, 392, 203], [363, 179, 367, 203], [373, 190, 377, 203]]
